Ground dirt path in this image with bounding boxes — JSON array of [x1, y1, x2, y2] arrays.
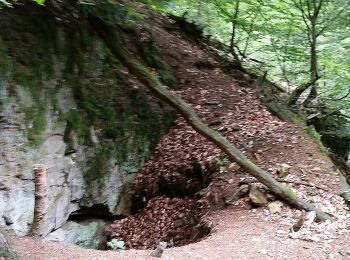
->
[[8, 208, 350, 259]]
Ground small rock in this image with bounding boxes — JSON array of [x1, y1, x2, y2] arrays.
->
[[305, 235, 320, 242], [150, 241, 167, 258], [311, 167, 322, 172], [304, 211, 317, 226], [289, 232, 300, 239], [249, 186, 268, 206], [268, 201, 283, 214], [225, 184, 249, 204], [276, 230, 287, 237], [257, 248, 268, 255], [276, 230, 287, 235], [276, 163, 291, 178]]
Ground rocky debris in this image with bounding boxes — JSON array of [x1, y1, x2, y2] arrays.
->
[[249, 186, 269, 206], [44, 220, 106, 249], [103, 196, 210, 249], [150, 241, 167, 258], [260, 188, 350, 244]]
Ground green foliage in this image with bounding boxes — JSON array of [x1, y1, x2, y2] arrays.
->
[[34, 0, 45, 5], [66, 109, 86, 140], [159, 0, 350, 121], [84, 141, 114, 182], [0, 0, 11, 7], [139, 43, 177, 88], [0, 0, 45, 7], [26, 103, 48, 146]]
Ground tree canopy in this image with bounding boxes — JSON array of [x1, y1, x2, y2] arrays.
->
[[149, 0, 350, 117]]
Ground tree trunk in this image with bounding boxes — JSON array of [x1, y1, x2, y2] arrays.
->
[[30, 164, 49, 237], [289, 1, 321, 107], [303, 19, 319, 105], [87, 16, 330, 221], [229, 0, 241, 64], [288, 81, 314, 107]]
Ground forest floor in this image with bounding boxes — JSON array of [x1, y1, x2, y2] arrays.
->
[[7, 208, 350, 259], [7, 5, 350, 260]]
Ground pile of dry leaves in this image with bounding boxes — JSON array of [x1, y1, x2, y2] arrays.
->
[[103, 196, 210, 249]]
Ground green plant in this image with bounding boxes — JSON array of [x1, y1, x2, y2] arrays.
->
[[107, 239, 125, 251]]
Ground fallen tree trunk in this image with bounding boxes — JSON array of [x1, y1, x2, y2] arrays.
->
[[87, 16, 330, 221]]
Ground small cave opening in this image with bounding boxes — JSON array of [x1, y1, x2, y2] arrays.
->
[[99, 161, 217, 251], [48, 162, 216, 251], [69, 204, 123, 221]]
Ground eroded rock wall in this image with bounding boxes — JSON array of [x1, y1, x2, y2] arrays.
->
[[0, 7, 174, 236]]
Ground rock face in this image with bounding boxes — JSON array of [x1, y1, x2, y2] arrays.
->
[[0, 231, 18, 259], [44, 219, 106, 249], [0, 7, 174, 239]]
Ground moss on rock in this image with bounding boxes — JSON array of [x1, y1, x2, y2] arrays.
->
[[139, 42, 177, 89], [0, 5, 176, 214]]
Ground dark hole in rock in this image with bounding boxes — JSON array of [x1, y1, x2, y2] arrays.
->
[[70, 204, 120, 220], [45, 164, 215, 251], [99, 162, 217, 251]]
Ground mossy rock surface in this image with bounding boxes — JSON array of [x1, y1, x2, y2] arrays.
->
[[0, 4, 176, 233], [139, 42, 177, 89]]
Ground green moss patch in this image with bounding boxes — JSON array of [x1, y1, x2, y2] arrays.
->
[[139, 42, 177, 89]]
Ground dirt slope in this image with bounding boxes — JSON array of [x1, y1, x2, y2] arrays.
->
[[7, 4, 350, 260]]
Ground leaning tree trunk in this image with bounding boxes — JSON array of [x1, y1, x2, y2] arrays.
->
[[87, 16, 330, 221], [288, 79, 317, 107]]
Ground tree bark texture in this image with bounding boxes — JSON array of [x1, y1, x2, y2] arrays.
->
[[30, 164, 49, 237], [87, 16, 330, 221]]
